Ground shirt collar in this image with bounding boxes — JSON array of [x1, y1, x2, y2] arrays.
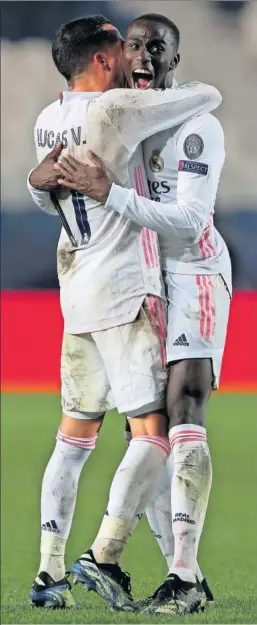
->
[[60, 91, 102, 104], [59, 80, 177, 104]]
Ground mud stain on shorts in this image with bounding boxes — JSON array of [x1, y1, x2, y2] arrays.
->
[[57, 244, 76, 276]]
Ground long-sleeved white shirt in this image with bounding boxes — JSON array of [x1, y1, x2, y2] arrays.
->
[[28, 83, 222, 332], [105, 112, 232, 293]]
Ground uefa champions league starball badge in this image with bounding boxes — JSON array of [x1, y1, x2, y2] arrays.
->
[[183, 134, 204, 160]]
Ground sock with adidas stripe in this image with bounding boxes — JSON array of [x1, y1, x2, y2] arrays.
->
[[39, 430, 97, 582]]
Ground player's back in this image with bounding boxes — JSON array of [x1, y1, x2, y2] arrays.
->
[[35, 92, 163, 334]]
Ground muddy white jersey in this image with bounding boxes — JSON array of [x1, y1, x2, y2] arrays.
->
[[28, 84, 222, 332], [106, 112, 232, 294]]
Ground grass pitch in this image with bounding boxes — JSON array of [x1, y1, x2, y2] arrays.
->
[[1, 393, 257, 624]]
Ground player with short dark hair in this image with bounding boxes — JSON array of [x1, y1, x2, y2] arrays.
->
[[51, 15, 125, 85], [130, 13, 180, 50], [51, 15, 124, 89]]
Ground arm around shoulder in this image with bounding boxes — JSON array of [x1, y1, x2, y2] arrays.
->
[[95, 83, 222, 151]]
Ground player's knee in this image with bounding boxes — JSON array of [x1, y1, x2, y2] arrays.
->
[[167, 359, 212, 427], [129, 411, 168, 438], [167, 385, 208, 427], [60, 413, 103, 439]]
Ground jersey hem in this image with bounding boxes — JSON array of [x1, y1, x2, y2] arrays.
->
[[166, 349, 223, 362], [63, 296, 145, 334]]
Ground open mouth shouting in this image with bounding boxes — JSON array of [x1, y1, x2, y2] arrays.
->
[[132, 68, 154, 89]]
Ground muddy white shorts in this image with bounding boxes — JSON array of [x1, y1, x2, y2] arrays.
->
[[164, 273, 231, 389], [61, 297, 167, 419]]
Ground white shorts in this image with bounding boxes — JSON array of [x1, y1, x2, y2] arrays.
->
[[164, 273, 231, 389], [61, 298, 167, 419]]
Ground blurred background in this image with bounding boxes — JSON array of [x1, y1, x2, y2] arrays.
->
[[1, 0, 257, 290], [1, 1, 257, 391]]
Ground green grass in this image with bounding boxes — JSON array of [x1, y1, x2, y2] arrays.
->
[[1, 393, 257, 624]]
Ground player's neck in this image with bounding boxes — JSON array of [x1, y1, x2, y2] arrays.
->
[[69, 75, 104, 93], [165, 71, 174, 89]]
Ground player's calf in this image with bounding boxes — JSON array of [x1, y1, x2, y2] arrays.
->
[[89, 409, 169, 564], [30, 418, 101, 608], [72, 413, 170, 610], [167, 358, 213, 584], [123, 416, 214, 602]]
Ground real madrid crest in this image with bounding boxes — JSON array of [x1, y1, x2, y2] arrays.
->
[[149, 149, 164, 173]]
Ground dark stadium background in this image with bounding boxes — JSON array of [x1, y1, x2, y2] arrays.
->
[[1, 3, 257, 624]]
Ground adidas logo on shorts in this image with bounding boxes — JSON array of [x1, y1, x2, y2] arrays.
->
[[173, 333, 189, 347]]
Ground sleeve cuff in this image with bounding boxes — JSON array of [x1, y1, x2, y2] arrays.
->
[[27, 170, 57, 215], [27, 169, 48, 198], [105, 183, 131, 215]]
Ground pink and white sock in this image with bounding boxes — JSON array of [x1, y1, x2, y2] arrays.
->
[[169, 424, 212, 583], [91, 435, 170, 564], [144, 453, 174, 568], [39, 429, 97, 581], [125, 434, 205, 580]]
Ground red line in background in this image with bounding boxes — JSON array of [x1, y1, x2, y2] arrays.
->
[[2, 385, 256, 394], [1, 290, 257, 392]]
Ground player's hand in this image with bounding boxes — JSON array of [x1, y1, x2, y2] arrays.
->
[[54, 152, 112, 202], [29, 142, 63, 191]]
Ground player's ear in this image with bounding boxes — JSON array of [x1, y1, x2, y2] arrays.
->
[[94, 51, 111, 71], [170, 53, 180, 71]]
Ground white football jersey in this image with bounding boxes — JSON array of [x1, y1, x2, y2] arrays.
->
[[28, 83, 222, 332], [106, 112, 232, 294]]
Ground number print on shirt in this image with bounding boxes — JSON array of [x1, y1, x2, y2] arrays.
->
[[72, 192, 91, 244]]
